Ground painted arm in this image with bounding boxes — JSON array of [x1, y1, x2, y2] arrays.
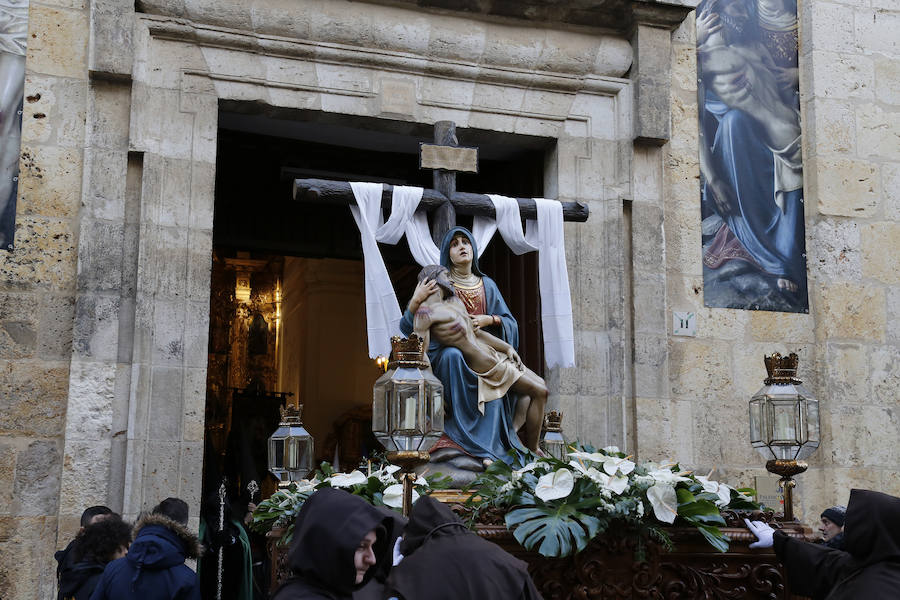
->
[[475, 329, 523, 369], [412, 306, 433, 367]]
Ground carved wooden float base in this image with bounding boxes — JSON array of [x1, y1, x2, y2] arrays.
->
[[267, 513, 814, 599]]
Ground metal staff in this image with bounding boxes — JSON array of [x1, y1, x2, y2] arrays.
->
[[217, 480, 227, 600], [247, 480, 259, 505]]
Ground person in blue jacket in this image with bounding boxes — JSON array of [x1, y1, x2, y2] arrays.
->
[[400, 226, 528, 465], [90, 497, 202, 600]]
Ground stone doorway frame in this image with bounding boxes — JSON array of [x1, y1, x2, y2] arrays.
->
[[63, 7, 637, 523]]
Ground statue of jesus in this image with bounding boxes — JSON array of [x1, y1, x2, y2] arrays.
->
[[412, 265, 548, 453]]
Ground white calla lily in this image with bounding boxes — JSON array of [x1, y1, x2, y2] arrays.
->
[[646, 467, 691, 486], [696, 475, 733, 507], [327, 470, 368, 488], [567, 451, 606, 463], [602, 456, 635, 476], [535, 468, 575, 502], [294, 479, 317, 494], [580, 466, 610, 486], [568, 460, 630, 496], [646, 483, 678, 523], [383, 483, 418, 509], [515, 462, 541, 475], [374, 465, 402, 485], [606, 474, 630, 495], [602, 445, 621, 454]]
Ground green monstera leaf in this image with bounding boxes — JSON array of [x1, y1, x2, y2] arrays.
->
[[676, 487, 729, 552], [505, 504, 603, 558]]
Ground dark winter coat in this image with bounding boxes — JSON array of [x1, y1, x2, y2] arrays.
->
[[55, 539, 81, 600], [824, 531, 845, 550], [774, 488, 900, 600], [271, 488, 393, 600], [385, 495, 543, 600], [89, 513, 202, 600], [57, 559, 104, 600]]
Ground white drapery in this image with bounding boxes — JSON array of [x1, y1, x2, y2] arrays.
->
[[349, 185, 575, 367], [473, 195, 575, 368]]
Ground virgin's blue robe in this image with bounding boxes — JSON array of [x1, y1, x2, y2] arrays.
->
[[702, 92, 806, 287], [400, 227, 526, 462]]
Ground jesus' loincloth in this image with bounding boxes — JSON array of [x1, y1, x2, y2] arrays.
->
[[474, 345, 525, 414]]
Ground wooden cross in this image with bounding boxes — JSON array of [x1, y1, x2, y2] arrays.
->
[[292, 120, 589, 244]]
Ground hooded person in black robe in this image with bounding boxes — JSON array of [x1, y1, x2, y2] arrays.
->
[[747, 488, 900, 600], [384, 496, 543, 600], [272, 488, 393, 600], [354, 507, 407, 600]]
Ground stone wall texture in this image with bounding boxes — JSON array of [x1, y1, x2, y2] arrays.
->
[[0, 0, 88, 596], [659, 0, 900, 525], [0, 0, 897, 597]]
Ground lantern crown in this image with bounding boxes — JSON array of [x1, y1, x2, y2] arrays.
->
[[389, 334, 427, 368], [280, 402, 303, 422], [544, 410, 563, 433], [764, 352, 801, 384]]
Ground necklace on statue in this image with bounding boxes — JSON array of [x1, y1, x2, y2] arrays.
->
[[449, 269, 485, 314], [450, 266, 481, 289]]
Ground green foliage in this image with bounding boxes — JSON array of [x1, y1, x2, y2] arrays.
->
[[251, 444, 763, 559], [465, 442, 762, 558], [506, 505, 603, 557], [250, 458, 448, 542]]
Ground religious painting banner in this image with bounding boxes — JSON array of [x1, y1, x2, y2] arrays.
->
[[695, 0, 808, 312], [0, 0, 28, 251]]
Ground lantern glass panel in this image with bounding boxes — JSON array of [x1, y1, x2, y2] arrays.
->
[[541, 430, 567, 461], [269, 437, 285, 469], [749, 398, 764, 444], [268, 421, 314, 482], [372, 365, 444, 453], [771, 399, 799, 443]]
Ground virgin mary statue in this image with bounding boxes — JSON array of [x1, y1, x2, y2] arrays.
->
[[400, 227, 527, 466]]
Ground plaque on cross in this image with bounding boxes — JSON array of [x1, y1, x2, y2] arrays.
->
[[292, 120, 589, 243]]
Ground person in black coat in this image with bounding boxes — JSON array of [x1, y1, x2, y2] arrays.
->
[[818, 505, 846, 550], [272, 488, 394, 600], [89, 497, 202, 600], [384, 495, 543, 600], [55, 505, 113, 600], [745, 488, 900, 600], [57, 516, 132, 600]]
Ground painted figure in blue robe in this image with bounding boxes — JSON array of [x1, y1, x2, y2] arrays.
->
[[400, 227, 533, 466], [696, 0, 808, 310]]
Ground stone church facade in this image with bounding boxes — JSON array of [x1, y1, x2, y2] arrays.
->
[[0, 0, 897, 597]]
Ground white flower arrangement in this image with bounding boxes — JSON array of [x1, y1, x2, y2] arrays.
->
[[249, 460, 447, 543], [466, 443, 760, 557], [250, 447, 759, 557]]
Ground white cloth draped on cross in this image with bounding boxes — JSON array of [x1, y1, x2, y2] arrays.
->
[[349, 183, 575, 368]]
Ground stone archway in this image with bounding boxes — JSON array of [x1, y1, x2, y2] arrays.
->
[[92, 3, 634, 520]]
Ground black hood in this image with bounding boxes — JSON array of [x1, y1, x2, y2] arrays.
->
[[369, 506, 407, 582], [287, 488, 391, 595], [398, 495, 467, 557], [57, 559, 104, 598], [843, 488, 900, 565], [388, 496, 541, 600]]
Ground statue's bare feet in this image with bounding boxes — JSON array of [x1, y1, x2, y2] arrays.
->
[[482, 458, 493, 469], [777, 278, 798, 292], [534, 448, 548, 458]]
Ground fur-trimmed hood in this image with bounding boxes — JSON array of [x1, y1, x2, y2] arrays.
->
[[130, 512, 203, 563]]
